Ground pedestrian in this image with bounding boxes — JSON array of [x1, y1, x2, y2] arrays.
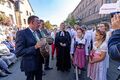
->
[[70, 28, 88, 80], [71, 28, 86, 70], [87, 30, 108, 80], [51, 28, 57, 60], [97, 22, 110, 69], [15, 15, 44, 80], [38, 19, 53, 71], [108, 12, 120, 80], [55, 22, 71, 72]]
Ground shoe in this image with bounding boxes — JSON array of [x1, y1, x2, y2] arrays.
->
[[45, 67, 53, 70], [118, 66, 120, 71], [5, 69, 12, 74], [80, 68, 86, 71], [66, 69, 70, 72], [42, 71, 46, 76], [57, 68, 60, 71], [0, 71, 8, 77]]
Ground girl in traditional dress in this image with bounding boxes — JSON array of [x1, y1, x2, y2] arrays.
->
[[87, 30, 108, 80], [71, 28, 86, 70]]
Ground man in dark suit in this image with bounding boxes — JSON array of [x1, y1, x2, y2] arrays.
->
[[15, 15, 44, 80], [108, 13, 120, 80]]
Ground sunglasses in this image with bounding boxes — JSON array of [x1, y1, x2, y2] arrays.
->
[[110, 12, 120, 18]]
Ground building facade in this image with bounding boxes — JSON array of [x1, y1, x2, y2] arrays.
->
[[0, 0, 16, 26], [70, 0, 118, 26], [15, 0, 34, 29]]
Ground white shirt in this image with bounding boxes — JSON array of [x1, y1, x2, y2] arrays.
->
[[71, 28, 77, 38], [70, 36, 87, 55], [92, 30, 96, 42], [84, 30, 93, 55], [51, 32, 55, 40], [0, 44, 10, 55]]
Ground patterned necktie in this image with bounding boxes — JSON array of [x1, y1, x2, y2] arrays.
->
[[33, 31, 40, 41], [40, 31, 45, 37]]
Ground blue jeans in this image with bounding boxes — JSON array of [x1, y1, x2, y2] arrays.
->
[[0, 58, 8, 71]]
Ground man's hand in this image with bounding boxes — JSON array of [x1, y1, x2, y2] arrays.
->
[[60, 43, 63, 46], [60, 43, 66, 47], [111, 14, 120, 30], [35, 42, 41, 49], [35, 40, 44, 49], [63, 43, 66, 47]]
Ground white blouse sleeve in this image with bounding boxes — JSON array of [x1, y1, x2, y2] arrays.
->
[[51, 32, 55, 39], [100, 42, 107, 53], [70, 38, 75, 54]]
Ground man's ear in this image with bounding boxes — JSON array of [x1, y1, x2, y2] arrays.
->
[[32, 21, 34, 24]]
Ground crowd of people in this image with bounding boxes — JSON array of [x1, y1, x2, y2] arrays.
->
[[0, 27, 17, 77], [0, 12, 120, 80]]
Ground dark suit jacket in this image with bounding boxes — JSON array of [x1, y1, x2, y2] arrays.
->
[[108, 29, 120, 80], [108, 29, 120, 61], [15, 28, 44, 72]]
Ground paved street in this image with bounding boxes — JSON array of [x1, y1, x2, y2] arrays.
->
[[0, 58, 90, 80], [0, 56, 120, 80], [0, 46, 90, 80], [0, 58, 75, 80], [0, 59, 75, 80]]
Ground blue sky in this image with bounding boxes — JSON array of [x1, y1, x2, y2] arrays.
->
[[29, 0, 81, 26]]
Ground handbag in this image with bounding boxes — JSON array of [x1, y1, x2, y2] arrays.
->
[[46, 36, 54, 45], [90, 50, 95, 60], [90, 50, 100, 60], [40, 43, 49, 58]]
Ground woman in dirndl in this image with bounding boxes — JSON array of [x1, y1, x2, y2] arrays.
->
[[87, 30, 108, 80]]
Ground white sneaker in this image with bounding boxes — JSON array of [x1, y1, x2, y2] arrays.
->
[[117, 66, 120, 70]]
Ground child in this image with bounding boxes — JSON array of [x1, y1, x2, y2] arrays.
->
[[71, 28, 86, 70]]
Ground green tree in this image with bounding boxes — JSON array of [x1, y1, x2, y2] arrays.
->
[[65, 16, 76, 27], [69, 16, 76, 26], [44, 21, 53, 29]]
